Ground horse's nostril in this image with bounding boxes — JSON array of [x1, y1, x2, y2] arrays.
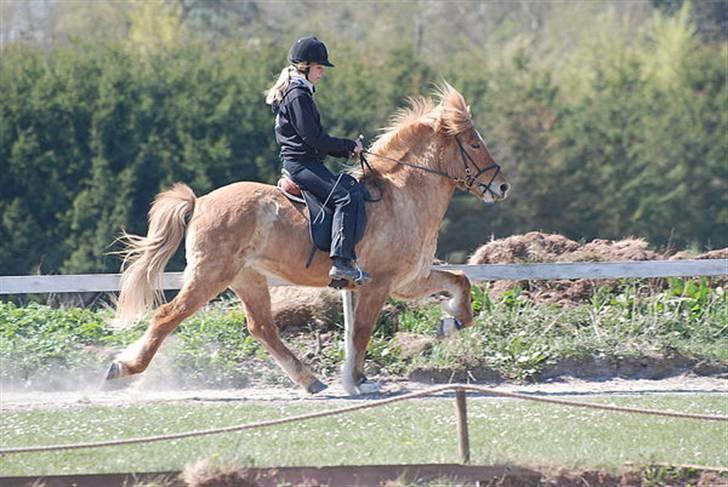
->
[[500, 183, 510, 195]]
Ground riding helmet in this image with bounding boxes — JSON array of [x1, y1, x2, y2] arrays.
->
[[288, 36, 334, 67]]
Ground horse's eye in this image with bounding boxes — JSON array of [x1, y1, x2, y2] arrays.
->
[[471, 143, 481, 149]]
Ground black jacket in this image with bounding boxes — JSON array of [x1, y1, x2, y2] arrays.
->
[[273, 79, 355, 163]]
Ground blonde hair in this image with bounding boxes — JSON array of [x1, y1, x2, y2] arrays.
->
[[264, 62, 310, 106]]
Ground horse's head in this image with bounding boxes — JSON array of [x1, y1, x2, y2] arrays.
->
[[435, 83, 510, 204]]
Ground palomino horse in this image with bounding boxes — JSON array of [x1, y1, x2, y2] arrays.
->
[[107, 83, 510, 395]]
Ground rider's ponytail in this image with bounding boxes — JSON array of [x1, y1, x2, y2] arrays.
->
[[265, 63, 310, 107]]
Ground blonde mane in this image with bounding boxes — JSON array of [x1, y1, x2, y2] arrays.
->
[[369, 82, 473, 157]]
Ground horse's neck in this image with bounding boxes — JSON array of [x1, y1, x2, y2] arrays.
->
[[373, 144, 456, 233]]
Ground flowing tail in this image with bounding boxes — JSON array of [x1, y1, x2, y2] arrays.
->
[[114, 183, 196, 327]]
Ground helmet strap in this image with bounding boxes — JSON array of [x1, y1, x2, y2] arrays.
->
[[291, 62, 310, 78]]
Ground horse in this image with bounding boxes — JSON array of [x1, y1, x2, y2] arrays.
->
[[107, 82, 510, 395]]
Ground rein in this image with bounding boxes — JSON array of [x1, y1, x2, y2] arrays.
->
[[361, 135, 502, 198]]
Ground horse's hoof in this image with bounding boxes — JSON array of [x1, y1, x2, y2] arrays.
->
[[105, 361, 124, 381], [358, 380, 380, 395], [306, 379, 328, 394], [437, 317, 463, 337]]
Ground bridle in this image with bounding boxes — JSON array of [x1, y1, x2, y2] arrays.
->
[[453, 135, 502, 198], [361, 134, 502, 198]]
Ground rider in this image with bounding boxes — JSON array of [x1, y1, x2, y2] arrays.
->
[[265, 35, 370, 285]]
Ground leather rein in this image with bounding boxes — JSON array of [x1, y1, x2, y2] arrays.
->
[[361, 135, 502, 198]]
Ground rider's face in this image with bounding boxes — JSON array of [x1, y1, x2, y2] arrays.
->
[[307, 64, 326, 84]]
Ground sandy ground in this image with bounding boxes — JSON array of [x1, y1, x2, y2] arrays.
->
[[2, 375, 726, 412]]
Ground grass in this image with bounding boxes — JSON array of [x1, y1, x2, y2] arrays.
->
[[1, 395, 726, 476], [1, 278, 726, 387]]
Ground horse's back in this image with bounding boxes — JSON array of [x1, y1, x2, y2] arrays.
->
[[199, 180, 277, 204], [180, 179, 330, 285]]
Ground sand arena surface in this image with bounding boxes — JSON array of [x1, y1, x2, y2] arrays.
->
[[2, 375, 727, 412]]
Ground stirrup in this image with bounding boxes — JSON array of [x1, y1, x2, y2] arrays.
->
[[329, 261, 371, 287], [352, 262, 371, 285]]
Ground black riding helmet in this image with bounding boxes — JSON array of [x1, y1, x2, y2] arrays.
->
[[288, 36, 334, 67]]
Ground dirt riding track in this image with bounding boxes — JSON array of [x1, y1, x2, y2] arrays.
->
[[3, 375, 728, 410]]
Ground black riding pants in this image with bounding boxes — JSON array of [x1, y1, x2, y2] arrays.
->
[[283, 159, 360, 260]]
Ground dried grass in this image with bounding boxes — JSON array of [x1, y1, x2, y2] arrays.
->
[[270, 286, 343, 332], [181, 459, 259, 487], [468, 232, 726, 305]]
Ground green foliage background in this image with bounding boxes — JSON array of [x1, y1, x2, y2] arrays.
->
[[0, 0, 726, 274]]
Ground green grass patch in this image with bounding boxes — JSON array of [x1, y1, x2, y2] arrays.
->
[[1, 395, 726, 475], [1, 278, 726, 386]]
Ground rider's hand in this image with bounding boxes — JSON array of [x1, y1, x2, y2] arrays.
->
[[353, 139, 363, 156]]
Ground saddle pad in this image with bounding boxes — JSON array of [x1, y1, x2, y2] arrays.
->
[[301, 173, 369, 254]]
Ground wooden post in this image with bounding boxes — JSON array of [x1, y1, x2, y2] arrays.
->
[[454, 388, 470, 464]]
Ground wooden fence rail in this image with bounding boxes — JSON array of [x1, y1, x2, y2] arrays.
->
[[0, 259, 724, 295]]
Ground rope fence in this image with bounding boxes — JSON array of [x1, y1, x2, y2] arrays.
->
[[2, 384, 726, 458]]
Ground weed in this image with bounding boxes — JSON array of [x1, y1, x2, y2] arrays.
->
[[641, 464, 700, 486]]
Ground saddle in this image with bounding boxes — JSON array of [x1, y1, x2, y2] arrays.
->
[[277, 169, 370, 268]]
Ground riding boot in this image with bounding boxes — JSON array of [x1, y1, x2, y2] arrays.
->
[[329, 257, 371, 285]]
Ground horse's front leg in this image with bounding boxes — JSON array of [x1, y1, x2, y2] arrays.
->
[[341, 286, 390, 395], [392, 270, 473, 336]]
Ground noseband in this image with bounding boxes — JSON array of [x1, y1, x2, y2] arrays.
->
[[361, 134, 502, 198]]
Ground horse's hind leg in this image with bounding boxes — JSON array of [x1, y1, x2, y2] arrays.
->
[[231, 269, 327, 394], [107, 274, 231, 379]]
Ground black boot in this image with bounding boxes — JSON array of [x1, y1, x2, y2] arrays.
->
[[329, 257, 371, 285]]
